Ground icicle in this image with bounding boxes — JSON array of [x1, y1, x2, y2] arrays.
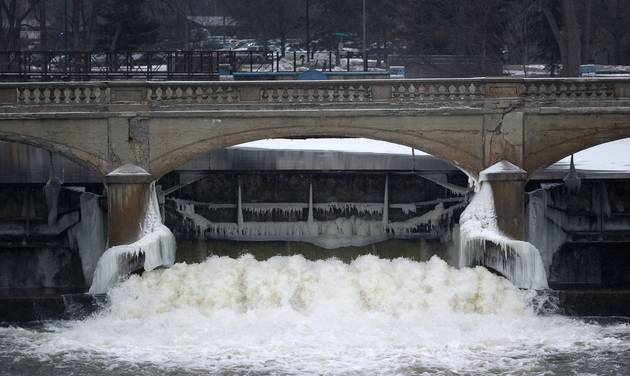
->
[[308, 182, 314, 223], [237, 178, 244, 228], [563, 154, 582, 193], [382, 174, 389, 228], [169, 195, 460, 250], [44, 151, 62, 226]]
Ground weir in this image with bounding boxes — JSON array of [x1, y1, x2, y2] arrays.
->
[[2, 141, 630, 297], [1, 80, 630, 314]]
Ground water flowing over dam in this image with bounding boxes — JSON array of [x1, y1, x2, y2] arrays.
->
[[2, 255, 630, 375], [2, 141, 630, 375], [4, 0, 630, 368]]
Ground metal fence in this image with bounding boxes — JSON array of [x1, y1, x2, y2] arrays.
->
[[0, 50, 378, 81]]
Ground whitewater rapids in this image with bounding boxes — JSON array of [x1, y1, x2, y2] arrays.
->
[[107, 254, 525, 317], [2, 255, 629, 375]]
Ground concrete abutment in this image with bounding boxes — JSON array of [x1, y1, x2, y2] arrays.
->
[[480, 161, 528, 240], [105, 165, 154, 247]]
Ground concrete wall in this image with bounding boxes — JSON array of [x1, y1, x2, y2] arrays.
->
[[526, 180, 630, 288], [0, 186, 95, 289], [0, 141, 101, 184], [1, 78, 629, 181]]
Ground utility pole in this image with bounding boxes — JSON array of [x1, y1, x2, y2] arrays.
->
[[362, 0, 367, 72], [306, 0, 311, 63], [40, 0, 47, 51], [64, 0, 68, 50]]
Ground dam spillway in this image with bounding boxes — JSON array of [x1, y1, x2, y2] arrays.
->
[[1, 140, 630, 374], [1, 140, 630, 299]]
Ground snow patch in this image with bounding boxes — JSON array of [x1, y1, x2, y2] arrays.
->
[[234, 138, 425, 155], [479, 160, 526, 177], [107, 164, 151, 176]]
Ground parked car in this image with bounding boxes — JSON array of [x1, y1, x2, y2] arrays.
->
[[234, 46, 274, 64]]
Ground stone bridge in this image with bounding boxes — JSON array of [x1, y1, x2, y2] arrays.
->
[[1, 78, 630, 247]]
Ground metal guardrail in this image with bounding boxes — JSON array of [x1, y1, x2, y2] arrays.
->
[[0, 50, 378, 82]]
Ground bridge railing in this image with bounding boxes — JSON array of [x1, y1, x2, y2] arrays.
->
[[0, 78, 627, 107], [0, 50, 378, 82]]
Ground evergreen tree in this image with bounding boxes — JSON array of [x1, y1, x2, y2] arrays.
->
[[95, 0, 159, 51]]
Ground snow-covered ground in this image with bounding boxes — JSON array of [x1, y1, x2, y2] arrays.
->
[[236, 138, 424, 155], [504, 64, 630, 77], [236, 138, 630, 172], [554, 139, 630, 172]]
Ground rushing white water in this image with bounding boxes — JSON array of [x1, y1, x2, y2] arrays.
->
[[106, 255, 526, 317], [89, 184, 176, 294], [459, 182, 548, 289], [4, 254, 629, 376]]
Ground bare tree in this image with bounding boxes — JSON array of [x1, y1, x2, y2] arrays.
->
[[0, 0, 42, 50], [542, 0, 582, 76]]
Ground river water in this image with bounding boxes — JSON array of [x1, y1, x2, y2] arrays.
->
[[1, 255, 629, 375]]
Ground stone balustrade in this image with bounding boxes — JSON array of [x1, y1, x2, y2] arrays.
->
[[1, 78, 629, 109]]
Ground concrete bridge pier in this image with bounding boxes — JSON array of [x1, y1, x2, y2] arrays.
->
[[479, 161, 529, 240], [105, 165, 154, 247]]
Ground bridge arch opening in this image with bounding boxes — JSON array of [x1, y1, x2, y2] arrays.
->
[[525, 114, 630, 178], [525, 137, 630, 290], [156, 137, 472, 268], [148, 120, 483, 182]]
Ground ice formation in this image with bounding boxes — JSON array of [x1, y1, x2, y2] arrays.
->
[[459, 182, 548, 289], [177, 201, 413, 217], [526, 185, 567, 274], [90, 184, 176, 294], [43, 165, 62, 226], [417, 173, 472, 196], [563, 155, 582, 193], [170, 198, 460, 249], [67, 192, 107, 283]]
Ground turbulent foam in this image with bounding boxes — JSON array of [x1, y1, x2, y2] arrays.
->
[[459, 183, 548, 289], [7, 255, 630, 376], [106, 255, 527, 318]]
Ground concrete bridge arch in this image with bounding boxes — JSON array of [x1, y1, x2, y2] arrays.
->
[[523, 112, 630, 175], [146, 112, 483, 179], [2, 78, 630, 247], [0, 127, 109, 177]]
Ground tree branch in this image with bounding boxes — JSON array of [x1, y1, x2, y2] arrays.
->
[[17, 0, 42, 23], [0, 0, 10, 16], [541, 3, 562, 46]]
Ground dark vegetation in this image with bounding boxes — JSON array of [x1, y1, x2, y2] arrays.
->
[[2, 0, 630, 75]]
